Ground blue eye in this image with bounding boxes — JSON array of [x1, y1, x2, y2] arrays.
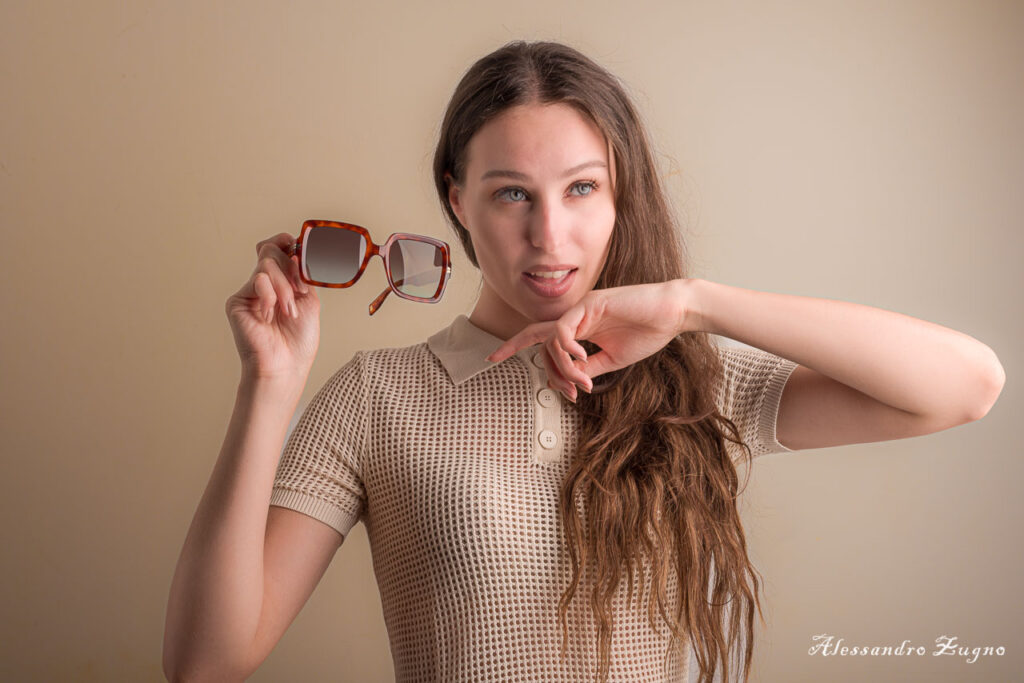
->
[[496, 180, 598, 203], [571, 180, 597, 196], [500, 188, 528, 202]]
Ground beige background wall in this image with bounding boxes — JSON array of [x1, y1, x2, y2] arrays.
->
[[1, 1, 1020, 681]]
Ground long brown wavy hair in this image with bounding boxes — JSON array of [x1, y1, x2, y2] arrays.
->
[[432, 40, 766, 683]]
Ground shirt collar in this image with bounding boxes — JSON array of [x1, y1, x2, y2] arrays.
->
[[427, 314, 536, 386]]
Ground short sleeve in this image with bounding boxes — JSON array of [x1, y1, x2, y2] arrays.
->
[[269, 350, 368, 538], [711, 343, 799, 462]]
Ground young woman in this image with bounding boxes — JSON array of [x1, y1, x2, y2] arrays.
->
[[164, 41, 1005, 682]]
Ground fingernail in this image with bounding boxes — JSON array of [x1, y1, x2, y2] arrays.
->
[[288, 301, 298, 319]]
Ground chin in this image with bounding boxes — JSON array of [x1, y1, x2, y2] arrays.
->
[[520, 299, 578, 323]]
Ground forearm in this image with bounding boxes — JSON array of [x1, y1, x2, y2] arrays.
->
[[679, 278, 1004, 420], [163, 373, 307, 680]]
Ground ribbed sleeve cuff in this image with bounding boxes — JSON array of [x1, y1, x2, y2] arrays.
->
[[757, 358, 799, 454], [269, 487, 361, 538]]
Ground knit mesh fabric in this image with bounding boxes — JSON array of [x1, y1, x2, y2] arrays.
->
[[269, 316, 798, 682]]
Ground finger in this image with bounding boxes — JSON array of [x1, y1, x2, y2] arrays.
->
[[548, 336, 592, 394], [231, 234, 306, 320], [255, 239, 290, 273], [252, 271, 277, 323], [549, 341, 578, 402], [255, 232, 296, 257], [556, 305, 589, 362], [256, 255, 299, 320], [553, 322, 591, 386], [552, 320, 585, 362], [542, 343, 577, 402], [256, 235, 308, 294], [486, 324, 545, 362], [567, 341, 588, 363], [486, 321, 554, 363]]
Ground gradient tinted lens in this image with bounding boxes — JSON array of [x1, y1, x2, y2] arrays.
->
[[388, 239, 444, 298], [304, 226, 366, 284]]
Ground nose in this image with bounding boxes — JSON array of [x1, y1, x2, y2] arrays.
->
[[527, 198, 568, 252]]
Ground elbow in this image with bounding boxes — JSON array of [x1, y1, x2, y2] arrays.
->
[[962, 350, 1006, 423], [912, 346, 1004, 432]]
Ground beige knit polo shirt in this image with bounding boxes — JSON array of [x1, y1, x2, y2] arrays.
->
[[269, 314, 799, 682]]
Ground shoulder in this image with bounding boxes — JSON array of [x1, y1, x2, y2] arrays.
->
[[313, 342, 435, 396], [359, 341, 450, 396], [360, 340, 436, 373]]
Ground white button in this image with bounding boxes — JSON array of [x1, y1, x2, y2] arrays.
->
[[531, 351, 545, 369], [537, 388, 558, 408], [538, 429, 558, 449]]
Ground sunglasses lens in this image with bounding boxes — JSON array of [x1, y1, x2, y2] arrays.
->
[[305, 226, 366, 284], [388, 239, 445, 298]]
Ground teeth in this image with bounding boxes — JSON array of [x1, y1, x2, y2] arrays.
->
[[528, 269, 571, 279]]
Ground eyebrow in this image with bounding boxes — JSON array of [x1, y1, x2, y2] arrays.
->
[[480, 160, 607, 182]]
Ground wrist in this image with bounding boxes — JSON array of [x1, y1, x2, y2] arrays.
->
[[239, 368, 309, 401], [671, 277, 709, 334]]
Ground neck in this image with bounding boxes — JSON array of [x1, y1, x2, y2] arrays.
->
[[468, 285, 533, 341]]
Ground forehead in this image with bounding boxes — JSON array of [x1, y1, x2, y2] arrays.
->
[[465, 103, 610, 177]]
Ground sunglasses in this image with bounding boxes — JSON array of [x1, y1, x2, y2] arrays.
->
[[288, 219, 453, 316]]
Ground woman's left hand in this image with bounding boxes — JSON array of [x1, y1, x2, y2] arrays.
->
[[486, 279, 701, 402]]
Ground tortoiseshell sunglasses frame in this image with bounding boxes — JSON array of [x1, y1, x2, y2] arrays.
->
[[288, 219, 453, 316]]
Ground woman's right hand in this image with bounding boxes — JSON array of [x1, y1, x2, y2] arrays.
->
[[225, 232, 320, 379]]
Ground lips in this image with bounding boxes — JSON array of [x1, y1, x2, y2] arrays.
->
[[526, 268, 573, 279], [522, 268, 578, 297], [524, 263, 577, 275]]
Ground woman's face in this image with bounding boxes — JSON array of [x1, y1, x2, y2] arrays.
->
[[448, 102, 617, 340]]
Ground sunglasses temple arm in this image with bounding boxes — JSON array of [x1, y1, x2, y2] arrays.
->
[[368, 287, 391, 316]]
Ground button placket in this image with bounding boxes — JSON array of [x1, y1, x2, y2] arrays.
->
[[518, 348, 563, 464]]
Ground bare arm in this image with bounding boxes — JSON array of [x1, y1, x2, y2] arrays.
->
[[683, 279, 1005, 449], [164, 231, 355, 680], [164, 374, 344, 681]]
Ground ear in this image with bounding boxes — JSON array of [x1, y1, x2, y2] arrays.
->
[[445, 173, 467, 227]]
